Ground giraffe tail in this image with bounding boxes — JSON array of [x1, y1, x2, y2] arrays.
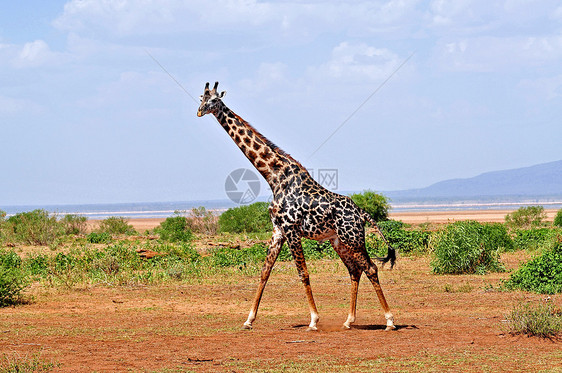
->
[[361, 211, 396, 269]]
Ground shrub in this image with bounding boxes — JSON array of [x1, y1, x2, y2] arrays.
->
[[278, 239, 337, 261], [480, 222, 514, 252], [7, 209, 64, 246], [0, 251, 29, 306], [554, 209, 562, 227], [98, 217, 136, 235], [186, 207, 219, 235], [26, 254, 50, 276], [208, 245, 267, 268], [377, 220, 432, 254], [349, 190, 390, 222], [0, 210, 13, 244], [505, 205, 547, 229], [504, 241, 562, 294], [219, 202, 272, 233], [505, 302, 562, 338], [87, 232, 112, 244], [60, 214, 88, 235], [512, 228, 559, 251], [155, 215, 193, 242], [431, 221, 505, 274], [155, 243, 201, 262]]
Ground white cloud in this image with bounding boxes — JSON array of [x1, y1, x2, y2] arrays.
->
[[310, 42, 401, 81], [17, 40, 52, 65], [53, 0, 276, 36], [0, 39, 66, 68], [435, 34, 562, 72], [53, 0, 423, 42]]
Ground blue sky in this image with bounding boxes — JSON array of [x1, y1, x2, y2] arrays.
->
[[1, 0, 561, 206]]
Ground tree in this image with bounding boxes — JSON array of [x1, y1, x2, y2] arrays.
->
[[349, 190, 390, 222]]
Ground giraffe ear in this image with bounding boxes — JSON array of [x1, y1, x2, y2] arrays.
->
[[219, 90, 226, 98]]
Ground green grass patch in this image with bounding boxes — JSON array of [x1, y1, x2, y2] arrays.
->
[[505, 302, 562, 338], [0, 351, 58, 372]]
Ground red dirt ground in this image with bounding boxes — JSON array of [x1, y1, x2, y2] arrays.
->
[[2, 211, 561, 372]]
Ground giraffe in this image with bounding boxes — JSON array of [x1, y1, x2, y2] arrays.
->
[[197, 82, 396, 331]]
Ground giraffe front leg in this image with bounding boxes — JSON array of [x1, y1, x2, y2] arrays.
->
[[287, 234, 319, 331], [243, 227, 285, 330]]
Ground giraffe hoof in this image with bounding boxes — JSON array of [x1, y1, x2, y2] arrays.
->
[[385, 325, 397, 331], [306, 326, 318, 332], [242, 323, 253, 330], [342, 324, 351, 330]]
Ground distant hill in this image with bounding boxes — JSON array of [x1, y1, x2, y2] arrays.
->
[[386, 160, 562, 201]]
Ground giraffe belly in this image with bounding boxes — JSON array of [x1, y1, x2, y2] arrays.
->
[[302, 226, 337, 242]]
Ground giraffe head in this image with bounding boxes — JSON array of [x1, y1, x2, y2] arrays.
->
[[197, 81, 226, 117]]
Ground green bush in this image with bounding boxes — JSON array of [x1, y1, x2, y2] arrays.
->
[[363, 220, 431, 256], [349, 190, 390, 222], [377, 220, 431, 254], [480, 222, 514, 252], [87, 232, 112, 244], [0, 210, 12, 244], [505, 205, 547, 229], [98, 217, 136, 235], [513, 228, 559, 251], [554, 209, 562, 227], [208, 245, 267, 268], [26, 254, 49, 276], [7, 209, 64, 246], [0, 251, 29, 306], [431, 221, 505, 274], [504, 241, 562, 294], [60, 214, 88, 235], [155, 215, 193, 242], [208, 239, 337, 268], [154, 243, 201, 262], [505, 302, 562, 338], [218, 202, 272, 233], [277, 239, 337, 261]]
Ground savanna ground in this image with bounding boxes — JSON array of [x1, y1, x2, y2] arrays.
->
[[2, 210, 561, 372]]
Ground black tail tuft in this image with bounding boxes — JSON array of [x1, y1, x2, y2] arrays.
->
[[376, 246, 396, 269]]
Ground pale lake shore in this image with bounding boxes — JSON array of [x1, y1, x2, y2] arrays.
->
[[93, 209, 559, 232]]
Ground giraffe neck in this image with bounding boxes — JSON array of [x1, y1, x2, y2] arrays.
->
[[213, 102, 305, 190]]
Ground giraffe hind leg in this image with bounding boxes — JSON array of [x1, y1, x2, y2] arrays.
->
[[343, 269, 361, 329], [360, 255, 395, 330]]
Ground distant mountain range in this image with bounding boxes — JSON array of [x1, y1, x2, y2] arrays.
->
[[386, 160, 562, 201]]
